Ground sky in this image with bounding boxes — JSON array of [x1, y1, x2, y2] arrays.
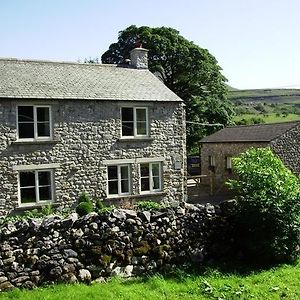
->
[[1, 0, 300, 90]]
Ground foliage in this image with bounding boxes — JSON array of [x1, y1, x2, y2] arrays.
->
[[76, 201, 93, 217], [235, 116, 265, 125], [101, 25, 235, 151], [76, 192, 93, 216], [1, 262, 300, 299], [226, 147, 300, 264], [135, 200, 162, 210]]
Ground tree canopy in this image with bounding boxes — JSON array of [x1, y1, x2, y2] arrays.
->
[[102, 25, 234, 151]]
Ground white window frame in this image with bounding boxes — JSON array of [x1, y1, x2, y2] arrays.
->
[[107, 164, 132, 197], [140, 162, 162, 194], [18, 169, 55, 207], [209, 155, 216, 167], [16, 104, 53, 141], [226, 156, 232, 169], [121, 106, 149, 138]]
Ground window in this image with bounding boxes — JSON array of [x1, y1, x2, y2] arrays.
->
[[140, 162, 162, 193], [17, 105, 52, 140], [107, 165, 131, 196], [226, 156, 232, 169], [19, 170, 54, 206], [209, 156, 216, 167], [121, 107, 148, 137]]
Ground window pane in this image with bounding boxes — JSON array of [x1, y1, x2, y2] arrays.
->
[[18, 106, 33, 122], [120, 166, 129, 180], [20, 172, 35, 187], [37, 122, 50, 137], [136, 121, 147, 135], [153, 177, 160, 190], [122, 122, 134, 136], [108, 181, 118, 195], [20, 187, 36, 203], [152, 163, 160, 177], [38, 171, 51, 186], [18, 123, 34, 138], [136, 108, 146, 121], [121, 179, 129, 193], [140, 164, 149, 177], [122, 108, 133, 121], [108, 166, 118, 180], [141, 178, 150, 191], [37, 107, 50, 121], [39, 186, 52, 201]]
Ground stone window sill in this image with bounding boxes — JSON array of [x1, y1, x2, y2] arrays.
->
[[11, 139, 60, 146], [106, 191, 166, 201], [118, 137, 154, 142], [15, 202, 60, 211]]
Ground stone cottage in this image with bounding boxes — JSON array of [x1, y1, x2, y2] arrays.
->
[[199, 121, 300, 193], [0, 48, 186, 215]]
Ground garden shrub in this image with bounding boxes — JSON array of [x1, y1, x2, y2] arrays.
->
[[226, 147, 300, 264], [135, 200, 162, 210], [76, 192, 93, 216]]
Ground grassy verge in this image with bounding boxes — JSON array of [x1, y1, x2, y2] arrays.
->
[[234, 113, 300, 124], [1, 262, 300, 299]]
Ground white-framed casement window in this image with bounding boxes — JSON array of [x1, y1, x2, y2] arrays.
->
[[209, 155, 216, 167], [17, 105, 52, 140], [140, 162, 162, 193], [107, 164, 131, 196], [18, 169, 54, 206], [121, 107, 148, 137], [226, 156, 232, 169]]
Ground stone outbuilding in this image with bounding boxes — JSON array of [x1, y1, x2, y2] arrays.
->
[[0, 48, 186, 215], [199, 121, 300, 194]]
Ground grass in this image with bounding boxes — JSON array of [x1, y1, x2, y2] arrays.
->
[[1, 262, 300, 299], [234, 113, 300, 124]]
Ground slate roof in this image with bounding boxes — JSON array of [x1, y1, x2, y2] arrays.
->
[[0, 58, 182, 102], [200, 121, 300, 143]]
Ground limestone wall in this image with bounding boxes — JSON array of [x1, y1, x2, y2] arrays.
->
[[0, 100, 186, 215], [0, 204, 216, 291]]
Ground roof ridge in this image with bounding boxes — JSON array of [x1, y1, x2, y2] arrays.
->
[[226, 120, 300, 129], [0, 57, 121, 68]]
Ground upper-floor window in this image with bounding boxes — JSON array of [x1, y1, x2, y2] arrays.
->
[[19, 169, 54, 206], [17, 105, 52, 140], [209, 155, 216, 167], [226, 156, 232, 170], [121, 107, 148, 137], [140, 162, 162, 193], [107, 164, 131, 196]]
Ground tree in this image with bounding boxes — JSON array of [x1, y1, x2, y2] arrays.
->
[[101, 25, 235, 151], [226, 148, 300, 264]]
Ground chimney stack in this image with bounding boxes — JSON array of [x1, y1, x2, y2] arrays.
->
[[130, 46, 149, 69]]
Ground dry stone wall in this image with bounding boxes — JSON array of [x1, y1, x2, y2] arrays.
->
[[0, 203, 217, 291]]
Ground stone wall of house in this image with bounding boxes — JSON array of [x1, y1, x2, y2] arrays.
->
[[200, 142, 269, 193], [0, 203, 220, 291], [0, 100, 186, 215], [271, 124, 300, 175]]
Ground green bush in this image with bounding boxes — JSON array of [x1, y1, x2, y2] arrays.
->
[[76, 192, 93, 216], [135, 201, 162, 211], [226, 147, 300, 264], [76, 201, 93, 217]]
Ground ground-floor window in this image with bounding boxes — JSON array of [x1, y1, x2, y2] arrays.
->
[[107, 164, 131, 196], [140, 162, 162, 193], [19, 169, 54, 205]]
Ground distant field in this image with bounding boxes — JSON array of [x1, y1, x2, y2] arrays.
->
[[234, 113, 300, 124], [228, 88, 300, 125], [228, 88, 300, 104]]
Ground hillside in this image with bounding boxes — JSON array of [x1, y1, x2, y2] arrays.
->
[[227, 88, 300, 125], [228, 88, 300, 104]]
